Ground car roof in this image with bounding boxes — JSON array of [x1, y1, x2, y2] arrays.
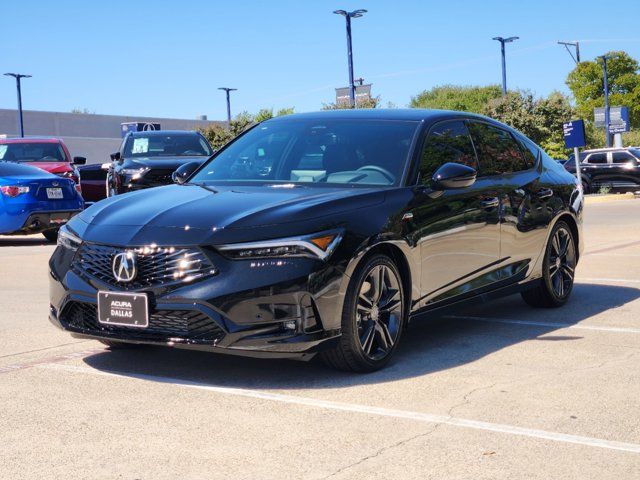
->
[[264, 108, 504, 125], [0, 137, 62, 144], [128, 130, 199, 137]]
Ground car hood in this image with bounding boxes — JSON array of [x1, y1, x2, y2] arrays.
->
[[72, 183, 386, 245], [22, 161, 72, 174], [122, 157, 208, 170]]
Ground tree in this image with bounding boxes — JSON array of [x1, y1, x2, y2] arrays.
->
[[483, 90, 574, 158], [566, 51, 640, 128], [410, 85, 502, 113], [199, 107, 294, 150], [322, 95, 380, 110]]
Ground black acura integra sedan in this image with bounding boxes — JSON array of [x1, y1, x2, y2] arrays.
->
[[49, 110, 583, 372]]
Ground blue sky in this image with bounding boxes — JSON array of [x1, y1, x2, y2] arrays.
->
[[2, 0, 640, 121]]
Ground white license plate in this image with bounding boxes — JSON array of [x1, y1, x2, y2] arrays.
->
[[97, 291, 149, 328], [46, 188, 63, 199]]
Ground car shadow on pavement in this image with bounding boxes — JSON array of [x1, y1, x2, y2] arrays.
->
[[0, 236, 51, 247], [83, 282, 640, 389]]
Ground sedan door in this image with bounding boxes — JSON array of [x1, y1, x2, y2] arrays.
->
[[407, 120, 501, 308]]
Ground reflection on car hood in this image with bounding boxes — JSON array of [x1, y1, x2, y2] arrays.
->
[[72, 183, 386, 245]]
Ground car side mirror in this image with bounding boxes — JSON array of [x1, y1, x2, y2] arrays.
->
[[172, 162, 200, 185], [72, 156, 87, 165], [432, 162, 477, 190], [110, 152, 121, 161]]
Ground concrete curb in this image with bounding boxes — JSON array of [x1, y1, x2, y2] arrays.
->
[[584, 192, 639, 204]]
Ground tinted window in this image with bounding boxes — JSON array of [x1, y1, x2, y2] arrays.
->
[[190, 119, 419, 186], [0, 142, 67, 162], [612, 151, 635, 164], [586, 153, 607, 164], [468, 122, 529, 175], [516, 135, 539, 168], [123, 134, 212, 158], [419, 121, 477, 183]]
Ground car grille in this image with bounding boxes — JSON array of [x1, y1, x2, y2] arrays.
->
[[73, 243, 217, 290], [61, 301, 224, 343], [143, 169, 175, 185]]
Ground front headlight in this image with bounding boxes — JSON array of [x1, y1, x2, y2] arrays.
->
[[122, 167, 149, 180], [218, 230, 343, 261], [57, 225, 82, 251]]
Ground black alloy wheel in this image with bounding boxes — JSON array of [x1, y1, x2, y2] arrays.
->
[[522, 221, 577, 308], [321, 254, 405, 372]]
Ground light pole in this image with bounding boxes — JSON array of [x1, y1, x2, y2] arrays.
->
[[4, 73, 32, 137], [558, 41, 580, 64], [492, 36, 519, 96], [599, 55, 611, 147], [333, 9, 367, 108], [217, 87, 237, 125]]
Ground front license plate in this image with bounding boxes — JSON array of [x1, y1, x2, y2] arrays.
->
[[46, 188, 63, 199], [97, 291, 149, 328]]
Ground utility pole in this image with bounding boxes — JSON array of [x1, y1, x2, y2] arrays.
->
[[558, 41, 581, 64], [334, 9, 367, 108], [217, 87, 237, 125], [4, 73, 32, 137], [492, 37, 519, 96], [599, 55, 611, 147]]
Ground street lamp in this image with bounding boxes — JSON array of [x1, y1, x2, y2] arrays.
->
[[599, 55, 612, 147], [333, 9, 367, 108], [4, 73, 32, 137], [492, 36, 519, 97], [217, 87, 237, 125], [558, 41, 581, 64]]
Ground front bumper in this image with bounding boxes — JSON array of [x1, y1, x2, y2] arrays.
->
[[49, 244, 345, 359]]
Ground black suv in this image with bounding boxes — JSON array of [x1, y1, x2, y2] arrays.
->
[[106, 130, 213, 196], [565, 147, 640, 193]]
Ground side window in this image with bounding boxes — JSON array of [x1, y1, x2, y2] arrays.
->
[[516, 135, 539, 168], [612, 151, 634, 164], [419, 120, 477, 184], [468, 122, 529, 176], [586, 153, 607, 164]]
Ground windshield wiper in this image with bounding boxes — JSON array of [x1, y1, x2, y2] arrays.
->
[[188, 182, 218, 194]]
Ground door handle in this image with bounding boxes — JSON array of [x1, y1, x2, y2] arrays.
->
[[479, 197, 499, 209], [537, 188, 553, 199]]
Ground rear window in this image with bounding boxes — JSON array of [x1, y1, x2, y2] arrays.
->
[[0, 142, 67, 162]]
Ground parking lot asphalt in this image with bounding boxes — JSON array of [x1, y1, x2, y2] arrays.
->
[[1, 199, 640, 479]]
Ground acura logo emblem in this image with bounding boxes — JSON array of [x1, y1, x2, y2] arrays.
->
[[112, 252, 137, 283]]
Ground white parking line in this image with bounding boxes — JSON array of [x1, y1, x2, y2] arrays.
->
[[40, 363, 640, 454], [578, 277, 640, 284], [446, 315, 640, 334]]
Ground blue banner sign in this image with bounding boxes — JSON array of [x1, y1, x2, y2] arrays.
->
[[563, 119, 586, 149]]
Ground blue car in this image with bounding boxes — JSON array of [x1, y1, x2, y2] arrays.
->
[[0, 161, 84, 241]]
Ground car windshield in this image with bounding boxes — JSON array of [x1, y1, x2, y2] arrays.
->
[[123, 134, 212, 158], [0, 142, 67, 162], [190, 119, 419, 187]]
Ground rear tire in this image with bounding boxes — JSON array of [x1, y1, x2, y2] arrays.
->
[[522, 220, 577, 308], [42, 229, 59, 242], [320, 254, 406, 372]]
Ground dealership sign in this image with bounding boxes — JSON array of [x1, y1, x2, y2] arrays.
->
[[563, 119, 586, 149], [335, 84, 372, 106], [593, 106, 630, 133], [120, 122, 161, 137]]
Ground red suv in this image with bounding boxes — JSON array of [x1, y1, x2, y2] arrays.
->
[[0, 137, 86, 193]]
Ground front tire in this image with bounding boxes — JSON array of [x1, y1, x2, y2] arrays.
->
[[321, 254, 406, 372], [42, 229, 59, 242], [522, 220, 577, 308]]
